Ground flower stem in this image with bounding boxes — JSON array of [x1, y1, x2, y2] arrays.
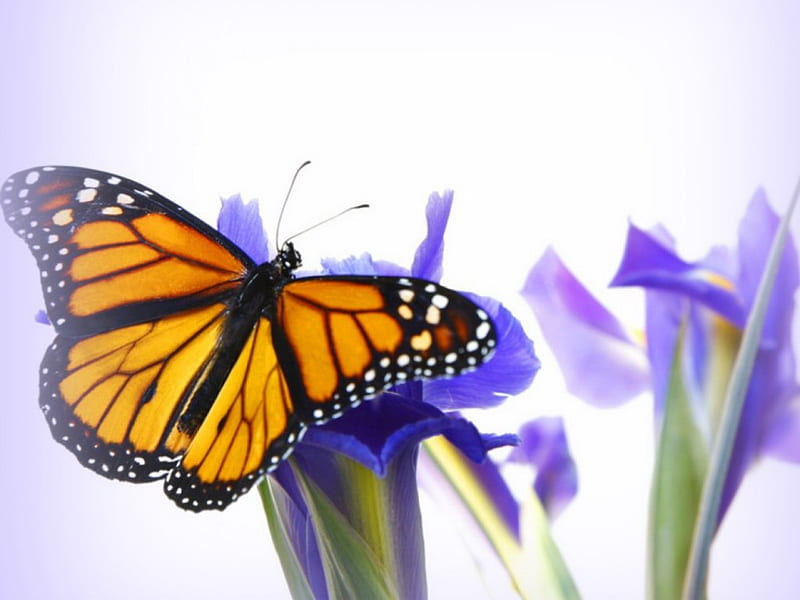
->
[[682, 178, 800, 599]]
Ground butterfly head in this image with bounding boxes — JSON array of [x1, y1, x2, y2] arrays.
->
[[277, 241, 302, 275]]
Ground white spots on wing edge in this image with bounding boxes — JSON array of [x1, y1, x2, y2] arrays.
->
[[77, 188, 97, 203]]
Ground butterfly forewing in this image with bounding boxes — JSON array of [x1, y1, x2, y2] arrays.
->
[[1, 167, 252, 336], [277, 276, 496, 423]]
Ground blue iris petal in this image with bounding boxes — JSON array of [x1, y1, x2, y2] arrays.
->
[[217, 194, 271, 264]]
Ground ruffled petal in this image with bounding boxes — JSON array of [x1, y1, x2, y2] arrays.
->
[[610, 223, 745, 327], [300, 392, 512, 476], [411, 190, 453, 281], [714, 193, 799, 517], [736, 189, 799, 347], [216, 194, 270, 263], [425, 295, 539, 410]]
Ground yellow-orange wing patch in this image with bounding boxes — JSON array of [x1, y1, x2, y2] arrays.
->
[[40, 306, 305, 510], [276, 276, 496, 423], [164, 316, 305, 510], [40, 304, 231, 481]]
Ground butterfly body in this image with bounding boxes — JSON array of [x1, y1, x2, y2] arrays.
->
[[2, 166, 496, 511]]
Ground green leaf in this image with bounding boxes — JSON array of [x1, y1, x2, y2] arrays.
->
[[291, 461, 399, 600], [260, 450, 427, 600], [682, 182, 800, 599], [647, 324, 708, 600], [259, 478, 316, 600]]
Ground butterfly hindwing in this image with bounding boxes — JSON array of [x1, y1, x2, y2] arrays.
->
[[39, 303, 232, 485], [164, 316, 305, 510], [276, 276, 496, 423], [2, 166, 253, 337], [40, 303, 305, 510]]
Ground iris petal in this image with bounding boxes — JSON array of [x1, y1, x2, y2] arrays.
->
[[523, 247, 649, 407], [736, 190, 799, 347], [610, 223, 745, 326], [411, 190, 453, 281], [302, 394, 517, 476], [762, 390, 800, 461], [217, 194, 270, 263], [507, 417, 578, 519]]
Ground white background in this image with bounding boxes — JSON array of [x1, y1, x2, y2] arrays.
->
[[1, 1, 799, 598]]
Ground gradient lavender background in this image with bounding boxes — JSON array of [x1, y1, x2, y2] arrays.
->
[[1, 2, 799, 598]]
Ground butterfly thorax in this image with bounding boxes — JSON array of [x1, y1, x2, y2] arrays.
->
[[237, 241, 302, 318]]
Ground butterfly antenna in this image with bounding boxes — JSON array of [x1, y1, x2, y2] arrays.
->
[[275, 160, 312, 253], [283, 203, 370, 246]]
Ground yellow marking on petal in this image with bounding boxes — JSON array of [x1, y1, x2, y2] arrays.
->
[[705, 311, 741, 432], [627, 326, 647, 348], [697, 269, 736, 291]]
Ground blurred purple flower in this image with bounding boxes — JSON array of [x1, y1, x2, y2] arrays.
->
[[522, 190, 799, 523]]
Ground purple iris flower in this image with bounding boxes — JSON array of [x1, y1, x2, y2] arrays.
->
[[522, 190, 799, 524], [218, 189, 539, 598]]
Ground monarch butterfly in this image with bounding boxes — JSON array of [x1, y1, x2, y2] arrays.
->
[[2, 166, 496, 511]]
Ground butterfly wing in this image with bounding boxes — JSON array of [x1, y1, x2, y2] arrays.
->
[[166, 275, 498, 509], [2, 166, 254, 336], [40, 304, 304, 510], [2, 167, 303, 510], [165, 315, 305, 510], [275, 276, 496, 422]]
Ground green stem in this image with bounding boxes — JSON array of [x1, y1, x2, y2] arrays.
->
[[682, 180, 800, 599]]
